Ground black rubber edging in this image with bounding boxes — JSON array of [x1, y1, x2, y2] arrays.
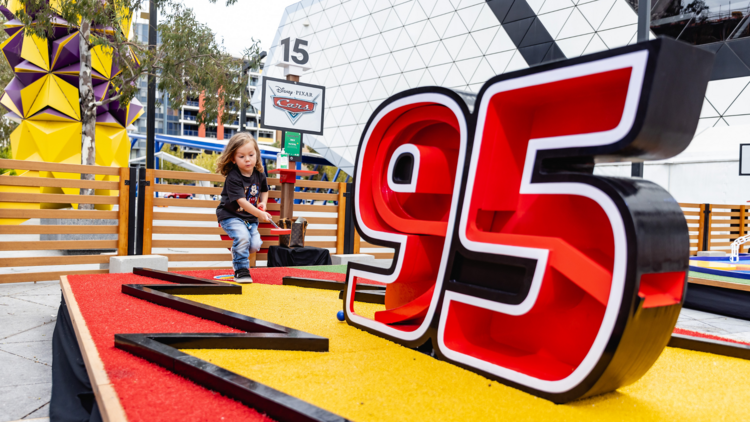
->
[[669, 333, 750, 360], [114, 267, 349, 422]]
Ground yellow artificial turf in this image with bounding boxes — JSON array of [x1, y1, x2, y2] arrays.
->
[[179, 284, 750, 422]]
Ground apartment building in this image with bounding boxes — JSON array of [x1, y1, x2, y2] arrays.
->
[[129, 22, 276, 159]]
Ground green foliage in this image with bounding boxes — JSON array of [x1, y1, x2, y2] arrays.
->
[[158, 145, 223, 186], [155, 3, 261, 126], [5, 0, 261, 127], [192, 151, 221, 174], [0, 141, 16, 175]]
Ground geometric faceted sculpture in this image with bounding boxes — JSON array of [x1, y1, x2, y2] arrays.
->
[[0, 3, 143, 219], [345, 39, 714, 403]]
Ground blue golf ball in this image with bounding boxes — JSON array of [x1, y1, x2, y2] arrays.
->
[[336, 310, 345, 322]]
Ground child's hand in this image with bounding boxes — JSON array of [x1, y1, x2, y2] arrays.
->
[[258, 202, 266, 212], [259, 212, 273, 223]]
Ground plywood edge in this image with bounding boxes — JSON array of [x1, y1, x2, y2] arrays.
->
[[688, 276, 750, 293], [60, 275, 128, 422]]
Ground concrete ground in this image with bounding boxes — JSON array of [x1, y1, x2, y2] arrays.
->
[[2, 276, 750, 422], [0, 280, 58, 422]]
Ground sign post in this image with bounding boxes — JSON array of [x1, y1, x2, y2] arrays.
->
[[261, 38, 323, 221]]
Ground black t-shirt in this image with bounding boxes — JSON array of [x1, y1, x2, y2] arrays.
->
[[216, 166, 269, 223]]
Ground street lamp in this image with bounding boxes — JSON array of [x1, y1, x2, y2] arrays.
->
[[240, 51, 267, 132]]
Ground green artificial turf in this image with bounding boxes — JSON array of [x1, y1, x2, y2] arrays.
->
[[688, 270, 750, 286], [291, 265, 348, 274]]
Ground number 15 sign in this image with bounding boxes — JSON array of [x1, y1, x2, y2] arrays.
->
[[344, 39, 714, 403]]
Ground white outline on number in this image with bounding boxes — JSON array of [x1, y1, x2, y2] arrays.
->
[[346, 93, 468, 342], [387, 144, 421, 193], [440, 51, 648, 394]]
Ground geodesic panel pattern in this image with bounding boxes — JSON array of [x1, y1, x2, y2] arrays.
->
[[254, 0, 750, 175], [253, 0, 647, 175]]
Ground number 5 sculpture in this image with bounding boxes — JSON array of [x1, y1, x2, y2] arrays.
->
[[344, 38, 714, 403]]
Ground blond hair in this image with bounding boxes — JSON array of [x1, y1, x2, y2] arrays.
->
[[216, 133, 264, 176]]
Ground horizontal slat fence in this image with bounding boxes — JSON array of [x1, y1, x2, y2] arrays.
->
[[680, 203, 750, 255], [0, 158, 128, 283], [144, 169, 344, 271], [705, 204, 749, 253]]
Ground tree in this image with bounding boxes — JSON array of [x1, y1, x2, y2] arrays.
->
[[0, 14, 17, 175], [5, 0, 260, 207]]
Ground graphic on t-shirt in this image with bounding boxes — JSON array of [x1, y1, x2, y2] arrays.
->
[[237, 184, 259, 212]]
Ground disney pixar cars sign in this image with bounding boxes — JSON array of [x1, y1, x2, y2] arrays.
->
[[344, 39, 714, 403], [261, 76, 325, 135]]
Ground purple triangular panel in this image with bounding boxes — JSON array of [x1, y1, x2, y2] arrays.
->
[[4, 111, 22, 122], [15, 60, 45, 72], [126, 97, 143, 126], [2, 30, 24, 68], [15, 71, 45, 85], [111, 101, 127, 126], [91, 69, 108, 85], [52, 26, 73, 39], [4, 26, 22, 37], [31, 107, 76, 121], [97, 112, 122, 126], [52, 62, 80, 86], [94, 82, 111, 115], [5, 77, 24, 116], [53, 73, 79, 86], [52, 32, 80, 70], [0, 6, 15, 20]]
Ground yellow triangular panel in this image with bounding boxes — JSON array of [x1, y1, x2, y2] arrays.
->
[[5, 0, 24, 16], [118, 6, 132, 39], [24, 120, 81, 164], [20, 74, 47, 116], [21, 30, 49, 71], [24, 75, 51, 117], [91, 45, 113, 79], [23, 75, 81, 121], [27, 108, 77, 122], [9, 121, 41, 162], [1, 93, 22, 116], [49, 75, 80, 120]]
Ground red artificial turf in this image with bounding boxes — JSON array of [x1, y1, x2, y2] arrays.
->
[[67, 272, 274, 422], [674, 328, 750, 347]]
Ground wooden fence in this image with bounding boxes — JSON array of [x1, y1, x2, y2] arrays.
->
[[0, 158, 129, 283], [145, 169, 344, 270], [680, 203, 750, 255]]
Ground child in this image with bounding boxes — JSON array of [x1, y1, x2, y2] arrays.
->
[[216, 133, 273, 283]]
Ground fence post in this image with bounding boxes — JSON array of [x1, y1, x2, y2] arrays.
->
[[353, 232, 361, 254], [701, 203, 711, 251], [127, 167, 138, 255], [142, 169, 155, 255], [117, 167, 130, 256], [343, 182, 355, 254], [336, 182, 346, 254], [742, 205, 748, 253]]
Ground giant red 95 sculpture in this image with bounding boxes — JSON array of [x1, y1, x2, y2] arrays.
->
[[344, 38, 714, 403]]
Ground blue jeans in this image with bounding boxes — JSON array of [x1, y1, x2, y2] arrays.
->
[[220, 218, 262, 270]]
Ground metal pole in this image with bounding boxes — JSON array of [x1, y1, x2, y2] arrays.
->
[[146, 0, 157, 169], [239, 60, 248, 132], [632, 0, 651, 178]]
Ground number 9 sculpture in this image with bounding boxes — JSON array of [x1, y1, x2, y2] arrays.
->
[[344, 39, 714, 403]]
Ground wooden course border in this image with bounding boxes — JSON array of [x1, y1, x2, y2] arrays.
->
[[60, 275, 127, 422]]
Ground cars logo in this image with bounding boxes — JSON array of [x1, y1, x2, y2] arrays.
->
[[271, 92, 318, 125]]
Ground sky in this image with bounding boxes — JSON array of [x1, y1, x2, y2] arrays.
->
[[177, 0, 299, 57]]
